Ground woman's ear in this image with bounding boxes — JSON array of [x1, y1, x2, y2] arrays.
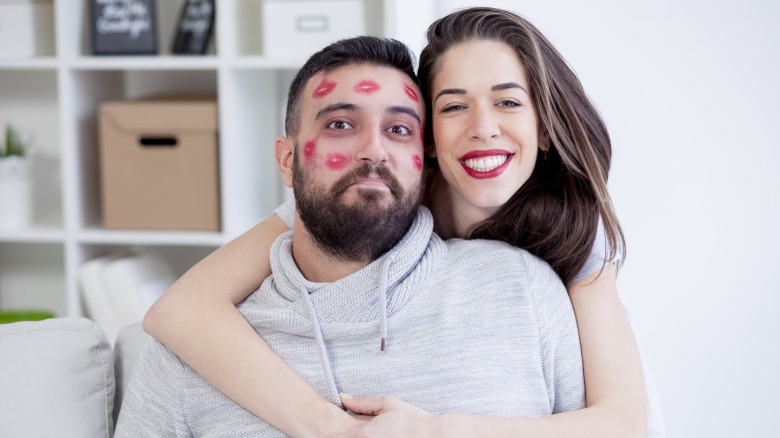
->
[[276, 136, 294, 188], [539, 129, 551, 152]]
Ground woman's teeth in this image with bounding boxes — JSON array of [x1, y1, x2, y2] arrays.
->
[[462, 155, 508, 172]]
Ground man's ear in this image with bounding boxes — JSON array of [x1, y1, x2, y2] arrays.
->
[[276, 136, 294, 188]]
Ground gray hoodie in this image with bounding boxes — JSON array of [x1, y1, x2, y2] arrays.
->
[[116, 208, 584, 437]]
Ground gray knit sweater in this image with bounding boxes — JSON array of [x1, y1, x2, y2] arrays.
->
[[115, 208, 584, 437]]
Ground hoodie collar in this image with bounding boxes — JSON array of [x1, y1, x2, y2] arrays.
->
[[270, 207, 438, 323]]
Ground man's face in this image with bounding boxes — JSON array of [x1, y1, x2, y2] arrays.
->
[[289, 63, 426, 262]]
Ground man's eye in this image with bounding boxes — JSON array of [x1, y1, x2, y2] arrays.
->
[[327, 120, 353, 130], [388, 125, 411, 136]]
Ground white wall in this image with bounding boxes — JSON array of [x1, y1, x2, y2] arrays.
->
[[435, 1, 780, 436]]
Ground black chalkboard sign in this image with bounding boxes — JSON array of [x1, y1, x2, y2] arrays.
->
[[91, 0, 158, 55], [172, 0, 215, 55]]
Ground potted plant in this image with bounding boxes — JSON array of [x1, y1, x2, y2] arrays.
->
[[0, 124, 32, 228]]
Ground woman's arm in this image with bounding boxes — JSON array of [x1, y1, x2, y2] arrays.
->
[[144, 215, 360, 437], [340, 263, 648, 437]]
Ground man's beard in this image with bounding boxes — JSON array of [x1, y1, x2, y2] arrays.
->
[[293, 148, 422, 263]]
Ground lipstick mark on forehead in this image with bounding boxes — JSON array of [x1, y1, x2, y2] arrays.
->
[[326, 153, 350, 170], [412, 154, 423, 172], [354, 79, 381, 95], [404, 84, 419, 103], [303, 139, 317, 162], [312, 77, 337, 98]]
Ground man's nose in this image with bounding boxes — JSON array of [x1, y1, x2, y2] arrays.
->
[[356, 126, 389, 163], [467, 106, 500, 141]]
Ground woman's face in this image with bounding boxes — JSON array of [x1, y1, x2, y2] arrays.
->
[[431, 39, 543, 221]]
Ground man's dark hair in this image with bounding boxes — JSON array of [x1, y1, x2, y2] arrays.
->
[[285, 36, 418, 136]]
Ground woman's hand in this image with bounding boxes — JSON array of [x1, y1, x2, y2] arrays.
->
[[335, 394, 439, 437]]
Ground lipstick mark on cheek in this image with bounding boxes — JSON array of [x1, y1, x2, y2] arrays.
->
[[303, 140, 317, 162], [404, 84, 419, 102], [326, 153, 350, 170], [354, 79, 381, 94], [312, 77, 337, 98], [412, 155, 423, 172]]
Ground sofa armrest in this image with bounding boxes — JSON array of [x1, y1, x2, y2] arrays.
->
[[0, 317, 115, 438]]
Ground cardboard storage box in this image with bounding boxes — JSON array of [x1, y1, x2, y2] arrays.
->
[[261, 0, 376, 57], [99, 98, 220, 231], [0, 0, 55, 57]]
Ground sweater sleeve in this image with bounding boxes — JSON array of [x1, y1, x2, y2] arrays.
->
[[572, 216, 623, 283], [273, 198, 296, 228], [526, 253, 586, 414], [114, 338, 190, 437]]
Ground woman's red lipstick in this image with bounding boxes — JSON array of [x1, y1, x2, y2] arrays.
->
[[459, 150, 513, 179]]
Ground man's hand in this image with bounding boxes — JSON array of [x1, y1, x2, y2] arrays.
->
[[334, 394, 438, 437]]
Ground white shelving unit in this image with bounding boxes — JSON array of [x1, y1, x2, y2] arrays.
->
[[0, 0, 434, 318]]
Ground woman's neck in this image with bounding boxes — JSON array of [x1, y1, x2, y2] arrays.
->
[[426, 172, 496, 239]]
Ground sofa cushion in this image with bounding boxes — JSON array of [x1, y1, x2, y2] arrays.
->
[[0, 317, 115, 438]]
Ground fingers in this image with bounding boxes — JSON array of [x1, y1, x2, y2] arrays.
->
[[340, 393, 390, 415]]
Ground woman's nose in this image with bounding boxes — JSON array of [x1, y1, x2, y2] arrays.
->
[[467, 107, 500, 141]]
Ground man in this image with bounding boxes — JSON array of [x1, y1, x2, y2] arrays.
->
[[115, 36, 583, 437]]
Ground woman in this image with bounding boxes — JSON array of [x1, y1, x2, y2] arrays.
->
[[144, 7, 649, 437]]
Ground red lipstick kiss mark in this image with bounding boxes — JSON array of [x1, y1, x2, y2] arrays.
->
[[312, 77, 336, 98], [326, 153, 350, 170], [420, 121, 425, 144], [303, 140, 317, 162], [404, 84, 419, 102], [412, 155, 422, 172], [354, 80, 381, 95]]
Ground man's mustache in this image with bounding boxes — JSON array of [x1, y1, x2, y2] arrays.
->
[[330, 162, 403, 198]]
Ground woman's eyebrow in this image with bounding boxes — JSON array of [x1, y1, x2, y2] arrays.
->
[[434, 88, 466, 105], [492, 82, 528, 94]]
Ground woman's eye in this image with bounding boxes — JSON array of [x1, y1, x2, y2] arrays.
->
[[388, 125, 412, 136], [327, 120, 353, 130], [497, 100, 521, 108], [441, 103, 466, 113]]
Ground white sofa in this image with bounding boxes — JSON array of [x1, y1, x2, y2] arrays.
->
[[0, 318, 149, 437], [0, 317, 666, 437]]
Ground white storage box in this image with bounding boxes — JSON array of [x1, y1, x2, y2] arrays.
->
[[261, 0, 379, 57], [0, 0, 55, 57]]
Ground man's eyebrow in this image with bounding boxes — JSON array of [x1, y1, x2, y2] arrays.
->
[[315, 103, 358, 120], [491, 82, 528, 94], [388, 106, 421, 124], [434, 88, 466, 104]]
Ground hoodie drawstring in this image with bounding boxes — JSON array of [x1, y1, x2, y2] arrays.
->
[[300, 286, 340, 404], [377, 257, 392, 351]]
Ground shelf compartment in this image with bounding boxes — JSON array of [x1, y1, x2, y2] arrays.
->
[[218, 67, 294, 237], [57, 0, 217, 58], [59, 69, 218, 232], [0, 242, 66, 317], [0, 70, 64, 229], [76, 242, 218, 283]]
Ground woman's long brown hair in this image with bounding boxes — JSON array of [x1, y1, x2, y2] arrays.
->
[[418, 7, 625, 285]]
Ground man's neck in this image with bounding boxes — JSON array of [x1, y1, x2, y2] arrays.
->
[[290, 215, 371, 283]]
